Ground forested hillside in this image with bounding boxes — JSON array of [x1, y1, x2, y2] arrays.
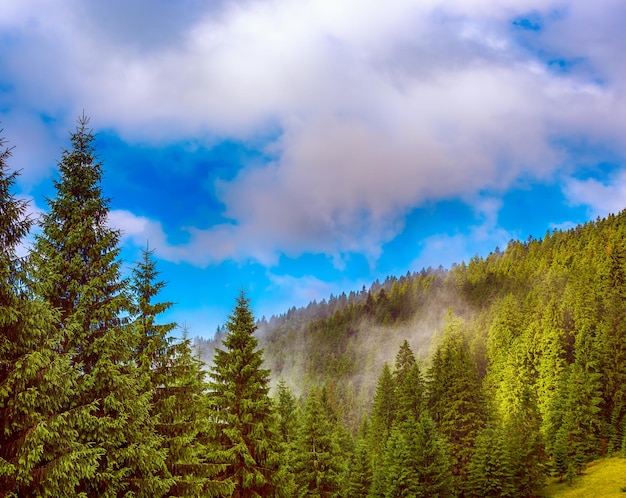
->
[[2, 117, 626, 496], [198, 197, 626, 495]]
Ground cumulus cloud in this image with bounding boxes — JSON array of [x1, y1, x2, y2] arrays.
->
[[3, 0, 626, 265]]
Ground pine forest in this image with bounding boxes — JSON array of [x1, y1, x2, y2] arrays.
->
[[3, 116, 626, 497]]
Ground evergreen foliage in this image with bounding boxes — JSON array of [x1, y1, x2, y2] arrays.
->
[[466, 427, 515, 498], [427, 312, 485, 490], [0, 131, 101, 496], [28, 115, 168, 496], [371, 413, 453, 498], [291, 388, 346, 497], [366, 363, 396, 463], [130, 248, 232, 497], [208, 291, 285, 497]]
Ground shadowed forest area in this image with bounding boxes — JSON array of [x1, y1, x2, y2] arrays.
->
[[2, 118, 626, 496]]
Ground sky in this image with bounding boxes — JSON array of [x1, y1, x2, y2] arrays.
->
[[2, 0, 626, 338]]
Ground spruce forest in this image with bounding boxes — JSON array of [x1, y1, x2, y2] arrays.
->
[[2, 116, 626, 497]]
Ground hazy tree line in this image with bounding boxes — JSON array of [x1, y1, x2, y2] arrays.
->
[[2, 117, 626, 497]]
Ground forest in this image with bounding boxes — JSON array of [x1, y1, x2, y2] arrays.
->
[[2, 116, 626, 497]]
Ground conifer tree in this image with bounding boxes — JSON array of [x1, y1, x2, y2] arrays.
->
[[131, 244, 176, 370], [393, 340, 425, 423], [371, 413, 453, 498], [275, 380, 298, 445], [159, 331, 233, 497], [504, 386, 546, 497], [346, 436, 373, 497], [291, 388, 346, 497], [29, 115, 168, 497], [466, 427, 515, 498], [427, 313, 485, 491], [366, 363, 396, 463], [130, 248, 232, 497], [0, 132, 101, 496], [208, 290, 285, 497]]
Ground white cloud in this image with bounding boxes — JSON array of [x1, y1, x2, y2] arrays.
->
[[563, 171, 626, 218], [3, 0, 626, 266]]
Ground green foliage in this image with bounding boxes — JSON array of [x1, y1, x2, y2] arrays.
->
[[427, 312, 486, 489], [367, 363, 396, 463], [346, 437, 372, 497], [208, 291, 285, 497], [291, 388, 347, 497], [130, 248, 232, 497], [371, 413, 453, 498], [28, 115, 169, 496], [0, 129, 101, 496], [466, 427, 515, 498]]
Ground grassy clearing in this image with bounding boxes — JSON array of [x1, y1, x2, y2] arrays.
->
[[544, 457, 626, 498]]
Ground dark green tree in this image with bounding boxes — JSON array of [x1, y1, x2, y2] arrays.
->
[[427, 313, 485, 491], [130, 248, 232, 497], [291, 388, 346, 497], [504, 386, 546, 497], [0, 132, 101, 496], [371, 414, 453, 498], [130, 244, 176, 370], [552, 427, 569, 482], [29, 115, 168, 497], [393, 341, 425, 423], [275, 380, 298, 445], [466, 427, 515, 498], [346, 436, 373, 497], [397, 362, 425, 422], [366, 363, 396, 464], [208, 291, 285, 497]]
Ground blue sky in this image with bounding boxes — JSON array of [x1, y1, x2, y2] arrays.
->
[[2, 0, 626, 337]]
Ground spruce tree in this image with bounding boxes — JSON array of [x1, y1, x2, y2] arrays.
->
[[29, 115, 168, 497], [371, 414, 453, 498], [599, 229, 626, 450], [366, 363, 396, 463], [427, 312, 485, 491], [130, 248, 232, 497], [346, 436, 373, 497], [131, 244, 176, 369], [208, 290, 285, 497], [393, 341, 425, 423], [0, 132, 101, 496], [466, 427, 515, 498], [504, 386, 546, 497], [291, 388, 346, 497]]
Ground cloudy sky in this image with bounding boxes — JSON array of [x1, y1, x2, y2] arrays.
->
[[2, 0, 625, 337]]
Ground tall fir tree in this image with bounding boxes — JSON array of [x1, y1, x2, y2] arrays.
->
[[371, 413, 453, 498], [130, 244, 176, 370], [29, 115, 168, 497], [0, 132, 100, 496], [291, 388, 346, 497], [366, 363, 396, 464], [504, 386, 546, 497], [427, 312, 486, 492], [346, 435, 373, 498], [466, 427, 515, 498], [208, 290, 286, 497], [130, 248, 232, 497], [393, 340, 425, 423]]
